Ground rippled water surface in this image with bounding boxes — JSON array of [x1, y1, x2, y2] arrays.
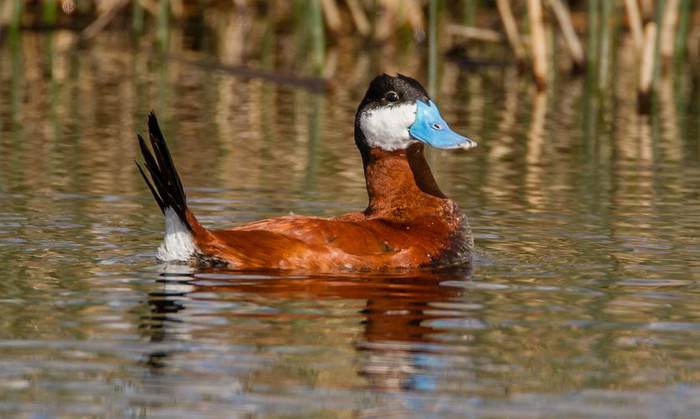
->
[[1, 34, 700, 418]]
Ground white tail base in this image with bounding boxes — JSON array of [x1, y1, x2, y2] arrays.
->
[[156, 207, 196, 262]]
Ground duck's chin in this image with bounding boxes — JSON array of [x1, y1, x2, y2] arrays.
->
[[367, 141, 423, 154], [359, 103, 417, 151]]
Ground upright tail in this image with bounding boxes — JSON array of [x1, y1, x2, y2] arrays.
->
[[137, 113, 197, 261]]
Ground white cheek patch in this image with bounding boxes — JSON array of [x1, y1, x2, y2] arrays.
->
[[359, 103, 417, 151]]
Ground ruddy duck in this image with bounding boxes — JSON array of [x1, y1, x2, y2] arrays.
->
[[137, 74, 476, 272]]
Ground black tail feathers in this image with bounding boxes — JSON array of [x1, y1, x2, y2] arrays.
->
[[136, 112, 191, 230]]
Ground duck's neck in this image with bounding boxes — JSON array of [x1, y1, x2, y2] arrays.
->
[[361, 143, 447, 216]]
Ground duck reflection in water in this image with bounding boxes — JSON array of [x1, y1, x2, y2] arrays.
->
[[139, 266, 472, 393]]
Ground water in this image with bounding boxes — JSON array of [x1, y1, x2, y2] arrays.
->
[[1, 33, 699, 418]]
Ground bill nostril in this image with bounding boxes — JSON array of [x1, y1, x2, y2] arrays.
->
[[432, 123, 442, 130]]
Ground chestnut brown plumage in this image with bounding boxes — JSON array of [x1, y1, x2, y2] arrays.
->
[[138, 75, 474, 272]]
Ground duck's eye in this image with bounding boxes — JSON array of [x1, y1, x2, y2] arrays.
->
[[385, 91, 399, 102]]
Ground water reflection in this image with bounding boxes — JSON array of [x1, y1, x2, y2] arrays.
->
[[139, 267, 471, 393], [1, 30, 700, 417]]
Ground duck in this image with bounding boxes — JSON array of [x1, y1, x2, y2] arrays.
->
[[137, 73, 477, 272]]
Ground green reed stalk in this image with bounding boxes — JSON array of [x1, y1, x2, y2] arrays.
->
[[652, 0, 666, 86], [10, 0, 22, 34], [609, 3, 623, 87], [133, 0, 144, 35], [583, 0, 600, 138], [463, 0, 478, 26], [598, 0, 612, 90], [44, 4, 56, 79], [42, 0, 58, 25], [428, 0, 439, 95], [673, 0, 691, 66], [157, 0, 169, 51], [586, 0, 600, 75], [309, 0, 325, 74], [292, 0, 305, 60]]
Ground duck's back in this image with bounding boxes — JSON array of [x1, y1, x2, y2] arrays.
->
[[194, 199, 471, 271]]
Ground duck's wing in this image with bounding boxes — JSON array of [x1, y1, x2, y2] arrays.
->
[[192, 215, 421, 271]]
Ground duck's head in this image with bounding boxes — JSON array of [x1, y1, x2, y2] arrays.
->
[[355, 74, 476, 153]]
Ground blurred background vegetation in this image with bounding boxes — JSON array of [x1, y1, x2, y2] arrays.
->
[[1, 0, 698, 110], [0, 5, 699, 415]]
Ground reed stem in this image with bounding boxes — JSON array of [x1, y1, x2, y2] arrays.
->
[[345, 0, 370, 36], [463, 0, 478, 26], [652, 0, 666, 82], [309, 0, 325, 74], [660, 0, 680, 63], [133, 0, 144, 35], [320, 0, 341, 35], [10, 0, 22, 34], [586, 0, 600, 80], [548, 0, 585, 71], [528, 0, 547, 90], [624, 0, 644, 51], [598, 0, 613, 90], [157, 0, 169, 51], [428, 0, 438, 95], [496, 0, 526, 66], [638, 22, 657, 112], [673, 0, 691, 66], [42, 0, 58, 25]]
